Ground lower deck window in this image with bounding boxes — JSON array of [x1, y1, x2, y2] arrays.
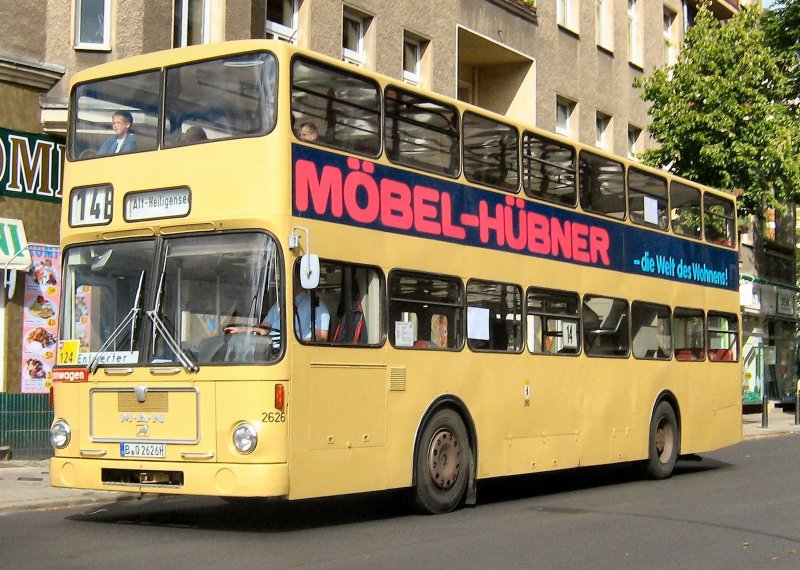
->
[[466, 279, 523, 352], [526, 287, 580, 355], [631, 301, 671, 359], [389, 271, 463, 350], [583, 295, 629, 357], [674, 307, 705, 361], [707, 312, 738, 361]]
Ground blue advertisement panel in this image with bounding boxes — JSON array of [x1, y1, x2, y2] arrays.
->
[[292, 145, 738, 291]]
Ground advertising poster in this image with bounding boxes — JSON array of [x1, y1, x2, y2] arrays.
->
[[20, 243, 60, 393]]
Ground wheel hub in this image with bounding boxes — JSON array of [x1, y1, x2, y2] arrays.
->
[[427, 428, 461, 490], [655, 417, 674, 462]]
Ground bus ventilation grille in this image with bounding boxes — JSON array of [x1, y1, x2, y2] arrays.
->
[[389, 367, 406, 392]]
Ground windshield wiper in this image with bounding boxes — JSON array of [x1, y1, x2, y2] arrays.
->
[[88, 271, 145, 373], [148, 266, 198, 372]]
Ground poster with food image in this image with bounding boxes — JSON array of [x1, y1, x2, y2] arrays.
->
[[20, 243, 61, 393]]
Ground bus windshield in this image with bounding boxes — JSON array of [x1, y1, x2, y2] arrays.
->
[[60, 232, 282, 367], [70, 51, 278, 159]]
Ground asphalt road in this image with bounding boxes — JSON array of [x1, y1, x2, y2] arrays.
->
[[2, 436, 799, 569]]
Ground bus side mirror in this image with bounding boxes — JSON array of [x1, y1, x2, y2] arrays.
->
[[299, 254, 320, 289]]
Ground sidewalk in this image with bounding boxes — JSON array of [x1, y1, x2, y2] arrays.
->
[[1, 405, 799, 515]]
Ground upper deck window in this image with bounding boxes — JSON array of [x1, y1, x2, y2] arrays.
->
[[385, 86, 460, 177], [70, 71, 161, 160], [670, 181, 701, 239], [579, 150, 625, 219], [628, 167, 668, 230], [164, 52, 277, 147], [522, 131, 577, 206], [70, 52, 278, 159], [704, 193, 735, 247], [291, 57, 381, 156], [463, 112, 519, 193]]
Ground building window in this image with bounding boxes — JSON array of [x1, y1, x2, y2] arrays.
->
[[556, 97, 576, 137], [596, 0, 613, 50], [403, 35, 423, 86], [663, 8, 677, 67], [267, 0, 299, 43], [558, 0, 579, 33], [342, 11, 367, 66], [627, 125, 641, 159], [174, 0, 209, 47], [595, 111, 611, 149], [75, 0, 111, 50], [628, 0, 643, 66]]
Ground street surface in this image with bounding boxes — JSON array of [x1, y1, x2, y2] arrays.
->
[[2, 436, 799, 569]]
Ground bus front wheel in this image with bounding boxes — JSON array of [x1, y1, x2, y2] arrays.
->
[[413, 409, 471, 514], [643, 401, 679, 480]]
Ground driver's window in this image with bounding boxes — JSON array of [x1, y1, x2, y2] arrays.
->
[[157, 233, 281, 365]]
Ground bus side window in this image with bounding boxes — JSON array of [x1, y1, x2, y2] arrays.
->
[[290, 57, 381, 157], [463, 112, 520, 193], [579, 150, 625, 220], [583, 295, 629, 357], [467, 279, 523, 353], [526, 287, 580, 355], [384, 86, 460, 178], [704, 194, 736, 247], [631, 301, 671, 359], [674, 307, 705, 361], [670, 182, 702, 239], [318, 261, 384, 346], [522, 131, 577, 207], [707, 312, 738, 361], [389, 271, 463, 350], [628, 168, 668, 230]]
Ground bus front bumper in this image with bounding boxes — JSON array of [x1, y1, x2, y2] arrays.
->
[[50, 457, 289, 498]]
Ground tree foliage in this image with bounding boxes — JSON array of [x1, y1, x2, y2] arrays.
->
[[634, 3, 800, 217], [764, 0, 800, 94]]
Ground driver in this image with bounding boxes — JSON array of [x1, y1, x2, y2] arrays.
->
[[225, 271, 330, 342]]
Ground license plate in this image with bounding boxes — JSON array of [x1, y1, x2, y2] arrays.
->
[[119, 442, 165, 458]]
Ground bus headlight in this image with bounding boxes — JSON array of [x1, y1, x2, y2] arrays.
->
[[232, 423, 258, 454], [50, 420, 71, 449]]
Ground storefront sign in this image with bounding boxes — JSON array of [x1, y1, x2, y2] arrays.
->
[[0, 217, 31, 270], [19, 243, 61, 393], [777, 291, 795, 316], [0, 127, 64, 203]]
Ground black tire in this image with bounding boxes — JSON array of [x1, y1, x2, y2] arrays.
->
[[643, 400, 679, 480], [413, 408, 471, 514]]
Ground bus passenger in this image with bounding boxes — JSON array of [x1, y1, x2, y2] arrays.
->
[[296, 121, 319, 142], [226, 272, 330, 342], [98, 111, 138, 155], [184, 126, 208, 143]]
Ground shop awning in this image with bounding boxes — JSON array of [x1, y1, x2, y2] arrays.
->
[[0, 218, 32, 271]]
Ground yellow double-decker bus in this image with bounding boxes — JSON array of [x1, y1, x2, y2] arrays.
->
[[50, 40, 741, 514]]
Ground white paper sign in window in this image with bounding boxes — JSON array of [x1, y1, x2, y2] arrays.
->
[[467, 306, 490, 340]]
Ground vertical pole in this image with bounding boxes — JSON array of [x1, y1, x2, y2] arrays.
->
[[795, 380, 800, 425], [761, 345, 769, 428]]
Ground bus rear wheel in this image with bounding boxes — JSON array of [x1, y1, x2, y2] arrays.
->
[[643, 401, 679, 480], [413, 409, 471, 514]]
